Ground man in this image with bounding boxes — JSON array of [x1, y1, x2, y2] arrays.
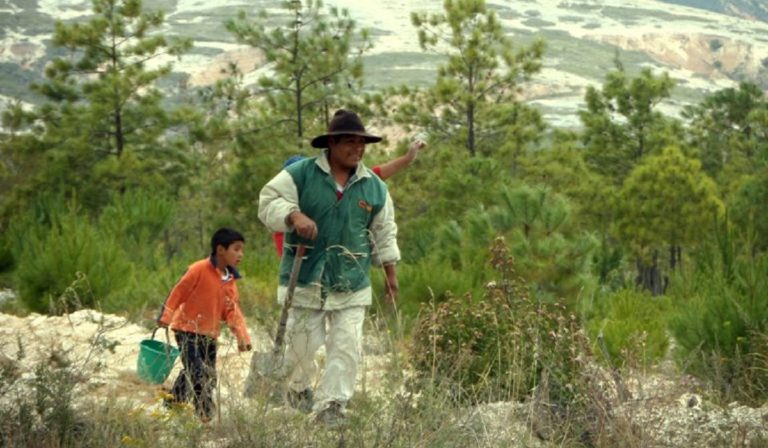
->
[[257, 109, 400, 424], [271, 139, 425, 257]]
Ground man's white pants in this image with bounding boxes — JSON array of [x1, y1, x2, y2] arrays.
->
[[283, 305, 365, 412]]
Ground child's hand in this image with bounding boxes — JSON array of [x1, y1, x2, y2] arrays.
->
[[238, 343, 252, 352]]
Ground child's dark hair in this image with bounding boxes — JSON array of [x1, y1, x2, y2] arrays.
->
[[211, 227, 245, 255]]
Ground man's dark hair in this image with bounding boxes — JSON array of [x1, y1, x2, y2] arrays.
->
[[211, 227, 245, 255]]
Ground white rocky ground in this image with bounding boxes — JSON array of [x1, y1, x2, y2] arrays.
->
[[0, 309, 766, 446], [0, 309, 395, 413]]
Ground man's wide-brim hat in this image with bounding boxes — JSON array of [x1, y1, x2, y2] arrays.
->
[[310, 109, 382, 148]]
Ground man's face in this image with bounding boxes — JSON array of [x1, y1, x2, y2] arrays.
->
[[329, 135, 366, 170]]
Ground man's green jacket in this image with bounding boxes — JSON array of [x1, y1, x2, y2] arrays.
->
[[258, 151, 400, 310]]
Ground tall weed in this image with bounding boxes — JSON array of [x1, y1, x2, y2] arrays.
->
[[0, 348, 83, 447]]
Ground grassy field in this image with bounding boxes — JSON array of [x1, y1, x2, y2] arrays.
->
[[512, 29, 656, 80], [362, 52, 445, 89], [601, 6, 716, 24]]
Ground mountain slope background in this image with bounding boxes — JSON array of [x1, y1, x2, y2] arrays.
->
[[1, 0, 767, 127], [660, 0, 768, 22]]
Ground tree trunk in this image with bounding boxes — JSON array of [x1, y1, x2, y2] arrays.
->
[[111, 19, 122, 158], [114, 109, 124, 157], [636, 124, 645, 160], [669, 245, 676, 270], [467, 103, 476, 157], [292, 12, 303, 140], [466, 68, 476, 157], [636, 251, 664, 296], [295, 77, 303, 139], [669, 245, 682, 271]]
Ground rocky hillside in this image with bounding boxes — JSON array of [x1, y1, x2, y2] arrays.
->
[[661, 0, 768, 22], [1, 0, 767, 127]]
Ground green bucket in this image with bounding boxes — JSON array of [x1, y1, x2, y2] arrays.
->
[[137, 328, 180, 384]]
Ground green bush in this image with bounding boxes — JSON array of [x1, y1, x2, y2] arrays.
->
[[99, 189, 176, 265], [13, 206, 132, 314], [472, 184, 598, 304], [410, 237, 595, 405], [0, 348, 82, 447], [586, 289, 671, 368], [409, 237, 613, 443], [393, 185, 598, 323], [729, 169, 768, 251], [668, 223, 768, 405], [102, 263, 177, 318], [0, 230, 12, 273], [384, 249, 489, 321]]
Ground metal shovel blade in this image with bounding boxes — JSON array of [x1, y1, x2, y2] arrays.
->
[[242, 350, 286, 399], [243, 244, 305, 398]]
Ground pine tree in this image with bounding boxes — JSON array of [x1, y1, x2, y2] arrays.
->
[[682, 82, 767, 187], [579, 66, 680, 183], [616, 146, 723, 294], [520, 137, 624, 286], [405, 0, 544, 157], [730, 166, 768, 252], [35, 0, 191, 158], [226, 0, 371, 151], [0, 102, 46, 224], [29, 0, 193, 208]]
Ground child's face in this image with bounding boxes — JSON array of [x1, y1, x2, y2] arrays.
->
[[217, 241, 245, 267]]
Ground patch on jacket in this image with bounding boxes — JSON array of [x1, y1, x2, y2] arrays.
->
[[358, 199, 373, 213]]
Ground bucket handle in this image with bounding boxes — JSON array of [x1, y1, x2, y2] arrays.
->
[[151, 327, 174, 358]]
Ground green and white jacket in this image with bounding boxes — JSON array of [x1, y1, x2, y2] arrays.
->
[[258, 151, 400, 310]]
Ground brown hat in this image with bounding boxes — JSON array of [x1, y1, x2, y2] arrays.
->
[[310, 109, 382, 148]]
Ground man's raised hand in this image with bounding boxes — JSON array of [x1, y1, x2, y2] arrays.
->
[[407, 138, 427, 161]]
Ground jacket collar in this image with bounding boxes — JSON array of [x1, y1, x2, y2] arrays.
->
[[316, 149, 371, 181], [209, 255, 242, 280]]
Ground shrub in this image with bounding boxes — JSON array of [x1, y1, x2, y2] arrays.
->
[[410, 237, 609, 443], [586, 289, 671, 368], [382, 252, 488, 321], [487, 185, 598, 304], [12, 206, 132, 313], [394, 185, 598, 323], [98, 189, 176, 268], [407, 237, 619, 443], [668, 221, 768, 405], [0, 348, 83, 447], [0, 230, 13, 273]]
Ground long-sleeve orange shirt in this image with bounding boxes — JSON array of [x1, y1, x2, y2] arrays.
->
[[158, 257, 251, 346]]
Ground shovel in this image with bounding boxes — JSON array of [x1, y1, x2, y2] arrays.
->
[[244, 244, 306, 398]]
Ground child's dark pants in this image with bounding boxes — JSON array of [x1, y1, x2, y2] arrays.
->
[[170, 331, 217, 419]]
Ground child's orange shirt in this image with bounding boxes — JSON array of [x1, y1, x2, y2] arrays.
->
[[158, 257, 251, 346]]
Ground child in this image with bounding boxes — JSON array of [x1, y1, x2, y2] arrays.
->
[[157, 227, 252, 421]]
